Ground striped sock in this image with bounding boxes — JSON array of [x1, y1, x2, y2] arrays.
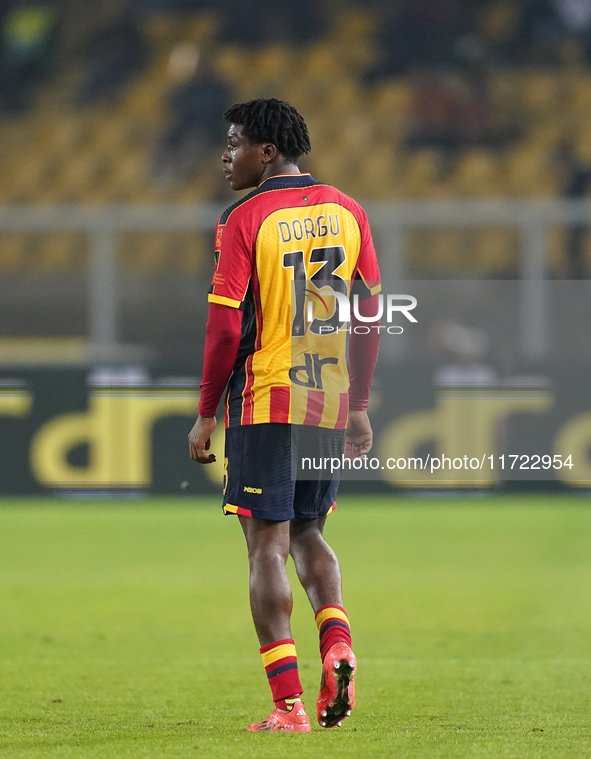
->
[[260, 638, 303, 706], [315, 605, 352, 661]]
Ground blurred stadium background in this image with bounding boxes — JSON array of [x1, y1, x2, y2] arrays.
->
[[1, 0, 591, 495]]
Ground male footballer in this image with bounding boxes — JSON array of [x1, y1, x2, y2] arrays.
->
[[188, 98, 380, 732]]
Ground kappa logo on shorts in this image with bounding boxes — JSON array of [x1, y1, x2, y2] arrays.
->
[[243, 486, 263, 494]]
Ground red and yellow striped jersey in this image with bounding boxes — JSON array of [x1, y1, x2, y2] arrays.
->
[[208, 173, 381, 429]]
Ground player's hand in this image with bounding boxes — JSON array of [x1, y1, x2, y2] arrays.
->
[[344, 409, 373, 460], [188, 416, 217, 464]]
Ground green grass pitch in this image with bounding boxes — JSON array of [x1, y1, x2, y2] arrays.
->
[[1, 495, 591, 758]]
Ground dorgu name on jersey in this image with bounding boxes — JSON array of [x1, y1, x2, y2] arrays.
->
[[278, 214, 340, 243]]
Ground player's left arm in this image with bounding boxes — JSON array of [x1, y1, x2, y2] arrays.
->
[[346, 295, 380, 459], [346, 208, 381, 459]]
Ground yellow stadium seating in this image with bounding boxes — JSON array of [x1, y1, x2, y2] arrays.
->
[[4, 5, 591, 274], [451, 150, 502, 199], [475, 227, 518, 274], [521, 72, 560, 118], [36, 232, 86, 272], [505, 146, 558, 197], [119, 231, 207, 273], [403, 150, 446, 199], [568, 75, 591, 117], [0, 233, 35, 273]]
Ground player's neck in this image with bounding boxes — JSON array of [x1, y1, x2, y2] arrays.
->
[[257, 163, 301, 186]]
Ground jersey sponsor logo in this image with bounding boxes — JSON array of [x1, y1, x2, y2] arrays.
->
[[243, 486, 263, 494], [289, 352, 338, 389]]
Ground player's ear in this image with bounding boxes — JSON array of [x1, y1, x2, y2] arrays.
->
[[261, 142, 278, 164]]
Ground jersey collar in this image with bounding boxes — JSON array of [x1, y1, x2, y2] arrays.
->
[[257, 172, 313, 189]]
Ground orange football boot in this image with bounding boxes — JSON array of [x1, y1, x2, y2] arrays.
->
[[246, 701, 311, 732], [317, 642, 356, 728]]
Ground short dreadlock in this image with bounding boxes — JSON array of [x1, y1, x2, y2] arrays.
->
[[224, 98, 311, 163]]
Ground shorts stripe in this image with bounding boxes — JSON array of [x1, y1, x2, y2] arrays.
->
[[223, 503, 253, 517]]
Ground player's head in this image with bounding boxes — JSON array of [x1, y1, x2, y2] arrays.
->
[[222, 98, 311, 190]]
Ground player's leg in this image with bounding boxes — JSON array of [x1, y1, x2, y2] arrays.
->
[[290, 425, 355, 728], [289, 514, 356, 728], [289, 425, 346, 614], [289, 515, 342, 612], [290, 426, 351, 648], [239, 515, 292, 645], [222, 423, 310, 732], [239, 515, 309, 732]]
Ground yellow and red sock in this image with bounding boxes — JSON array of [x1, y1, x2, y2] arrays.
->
[[260, 639, 303, 707], [315, 605, 352, 661]]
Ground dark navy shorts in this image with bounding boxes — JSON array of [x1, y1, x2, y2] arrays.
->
[[222, 423, 345, 522]]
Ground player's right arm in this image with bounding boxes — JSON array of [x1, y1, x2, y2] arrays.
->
[[188, 302, 243, 464]]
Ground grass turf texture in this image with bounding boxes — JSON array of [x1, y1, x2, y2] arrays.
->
[[0, 497, 591, 758]]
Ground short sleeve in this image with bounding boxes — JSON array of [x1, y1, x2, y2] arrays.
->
[[208, 215, 252, 309], [351, 207, 381, 300]]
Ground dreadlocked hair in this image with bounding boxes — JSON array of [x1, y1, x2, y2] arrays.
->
[[224, 98, 311, 163]]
